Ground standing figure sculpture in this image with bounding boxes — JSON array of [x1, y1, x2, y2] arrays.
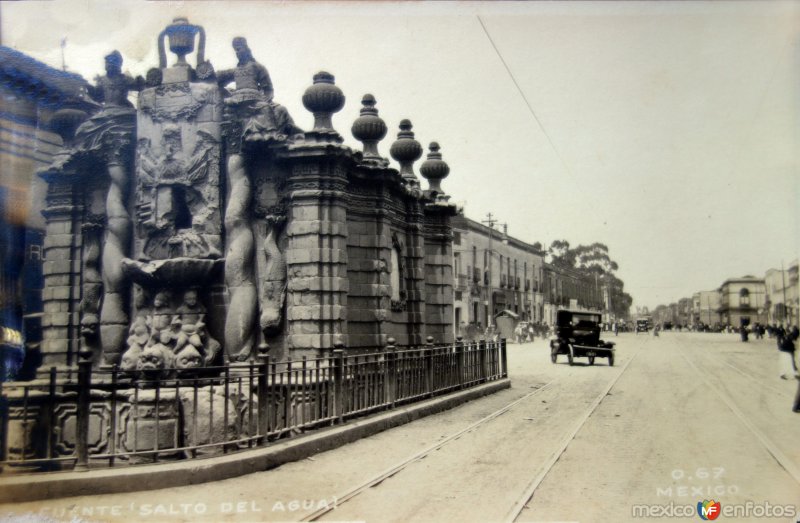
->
[[217, 37, 301, 141], [74, 51, 143, 365]]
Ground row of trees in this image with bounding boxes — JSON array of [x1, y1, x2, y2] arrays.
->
[[538, 240, 633, 319]]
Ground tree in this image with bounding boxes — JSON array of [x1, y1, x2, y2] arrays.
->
[[547, 239, 575, 269], [546, 239, 632, 318]]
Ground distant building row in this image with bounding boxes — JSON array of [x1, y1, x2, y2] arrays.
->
[[651, 261, 799, 328], [451, 215, 607, 339]]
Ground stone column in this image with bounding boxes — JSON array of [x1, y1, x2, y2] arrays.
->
[[284, 159, 348, 352], [423, 210, 455, 345], [405, 208, 427, 347], [419, 142, 456, 344], [39, 180, 82, 368], [283, 71, 349, 354]]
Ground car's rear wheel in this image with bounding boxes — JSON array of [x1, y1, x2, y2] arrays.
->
[[567, 348, 574, 366], [588, 355, 595, 365], [608, 353, 615, 366], [550, 349, 557, 364]]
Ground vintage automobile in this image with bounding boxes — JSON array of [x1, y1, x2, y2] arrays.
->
[[550, 310, 615, 366], [635, 318, 650, 333]]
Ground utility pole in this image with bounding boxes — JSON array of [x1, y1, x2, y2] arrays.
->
[[481, 213, 506, 328], [482, 213, 497, 327], [781, 260, 787, 325]]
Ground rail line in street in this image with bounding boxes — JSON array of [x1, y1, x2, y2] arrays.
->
[[718, 358, 793, 398], [301, 378, 559, 521], [505, 348, 640, 522], [676, 346, 800, 488]]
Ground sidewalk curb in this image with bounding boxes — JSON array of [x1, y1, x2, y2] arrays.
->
[[0, 378, 510, 504]]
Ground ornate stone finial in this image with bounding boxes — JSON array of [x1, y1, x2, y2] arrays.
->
[[302, 71, 345, 132], [390, 119, 423, 186], [419, 142, 450, 197], [159, 17, 205, 67], [351, 94, 387, 162]]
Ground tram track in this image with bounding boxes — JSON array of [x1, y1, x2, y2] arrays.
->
[[676, 346, 800, 487], [704, 352, 792, 399], [300, 378, 559, 521], [302, 346, 641, 522], [505, 348, 639, 522]]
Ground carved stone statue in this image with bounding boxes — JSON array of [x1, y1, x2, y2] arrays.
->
[[74, 51, 142, 156], [120, 317, 149, 372], [147, 291, 176, 345], [73, 51, 143, 366], [218, 37, 301, 141], [176, 290, 221, 365], [260, 214, 287, 336]]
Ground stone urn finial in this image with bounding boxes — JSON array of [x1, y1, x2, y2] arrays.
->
[[158, 17, 205, 69], [302, 71, 345, 132], [390, 119, 423, 186], [351, 94, 387, 161], [419, 141, 450, 197]]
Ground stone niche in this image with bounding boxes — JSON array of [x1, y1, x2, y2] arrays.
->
[[35, 18, 458, 375]]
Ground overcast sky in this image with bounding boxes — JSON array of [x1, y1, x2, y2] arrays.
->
[[2, 0, 797, 311]]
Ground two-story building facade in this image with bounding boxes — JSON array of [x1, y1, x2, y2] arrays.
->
[[451, 215, 545, 338], [718, 276, 766, 327]]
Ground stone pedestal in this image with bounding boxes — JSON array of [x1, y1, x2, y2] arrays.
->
[[121, 389, 181, 463]]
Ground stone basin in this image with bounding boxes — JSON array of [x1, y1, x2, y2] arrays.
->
[[121, 257, 223, 288]]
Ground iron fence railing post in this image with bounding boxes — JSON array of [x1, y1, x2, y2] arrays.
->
[[385, 338, 397, 408], [501, 338, 508, 378], [479, 337, 488, 382], [456, 336, 465, 389], [257, 344, 269, 444], [425, 337, 434, 396], [285, 358, 293, 434], [74, 350, 93, 471], [332, 347, 345, 424]]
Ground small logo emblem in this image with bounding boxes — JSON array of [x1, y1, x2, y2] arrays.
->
[[697, 499, 721, 520]]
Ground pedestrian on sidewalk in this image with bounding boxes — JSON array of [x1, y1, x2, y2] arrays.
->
[[778, 330, 798, 380]]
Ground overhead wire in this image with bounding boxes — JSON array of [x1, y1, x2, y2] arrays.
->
[[476, 15, 573, 181]]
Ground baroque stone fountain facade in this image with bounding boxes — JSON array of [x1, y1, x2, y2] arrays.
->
[[38, 18, 458, 376]]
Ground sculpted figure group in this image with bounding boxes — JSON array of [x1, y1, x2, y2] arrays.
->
[[120, 289, 220, 376], [75, 31, 295, 372]]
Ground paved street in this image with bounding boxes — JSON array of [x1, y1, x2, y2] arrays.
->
[[3, 332, 800, 523]]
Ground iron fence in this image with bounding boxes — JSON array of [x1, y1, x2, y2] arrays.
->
[[0, 338, 506, 472]]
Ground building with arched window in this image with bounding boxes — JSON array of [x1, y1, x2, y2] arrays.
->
[[718, 276, 766, 327]]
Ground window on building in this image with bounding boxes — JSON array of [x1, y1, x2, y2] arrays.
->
[[28, 244, 43, 261], [390, 246, 401, 301], [739, 288, 750, 307]]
